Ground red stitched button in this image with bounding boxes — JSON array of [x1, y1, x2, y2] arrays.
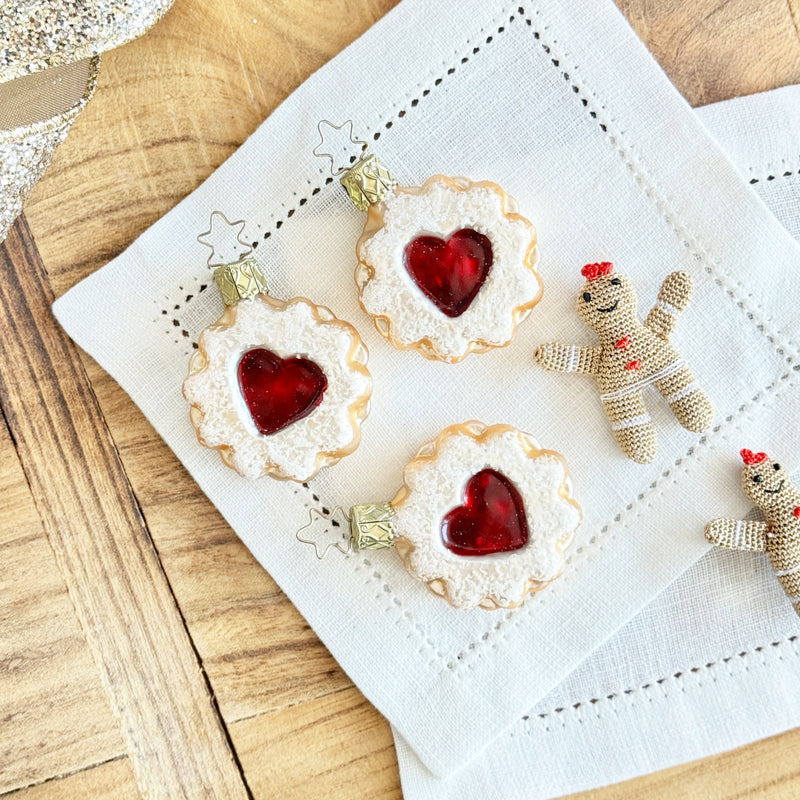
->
[[625, 359, 642, 371], [615, 335, 631, 350], [794, 506, 800, 518]]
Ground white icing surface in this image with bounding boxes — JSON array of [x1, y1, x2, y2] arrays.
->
[[394, 428, 580, 609], [358, 178, 540, 360], [183, 297, 371, 481]]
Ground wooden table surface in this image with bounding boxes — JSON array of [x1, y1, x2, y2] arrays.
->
[[2, 1, 800, 798]]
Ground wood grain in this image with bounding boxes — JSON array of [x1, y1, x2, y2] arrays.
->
[[616, 0, 800, 106], [229, 687, 401, 800], [5, 758, 140, 800], [0, 416, 125, 794], [573, 727, 800, 799], [2, 0, 799, 798], [0, 219, 248, 798]]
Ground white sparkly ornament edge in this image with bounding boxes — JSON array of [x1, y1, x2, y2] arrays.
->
[[391, 422, 582, 610], [355, 175, 542, 363], [183, 294, 372, 482], [0, 57, 101, 243], [1, 1, 174, 83]]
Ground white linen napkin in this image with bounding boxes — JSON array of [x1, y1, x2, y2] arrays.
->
[[53, 0, 800, 778], [396, 82, 800, 799]]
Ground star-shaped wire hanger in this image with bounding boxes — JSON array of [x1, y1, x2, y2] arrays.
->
[[313, 119, 368, 176], [296, 506, 352, 559], [197, 211, 252, 268]]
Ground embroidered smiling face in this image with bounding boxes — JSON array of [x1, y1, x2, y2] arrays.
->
[[576, 262, 638, 332], [740, 449, 787, 510]]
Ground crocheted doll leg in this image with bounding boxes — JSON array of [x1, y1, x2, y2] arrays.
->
[[655, 362, 713, 433], [603, 391, 657, 463]]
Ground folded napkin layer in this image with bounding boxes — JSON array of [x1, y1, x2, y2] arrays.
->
[[396, 83, 800, 799], [54, 0, 800, 776]]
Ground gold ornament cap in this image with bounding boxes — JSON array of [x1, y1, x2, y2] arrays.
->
[[350, 502, 396, 550], [340, 154, 397, 211], [213, 257, 269, 306]]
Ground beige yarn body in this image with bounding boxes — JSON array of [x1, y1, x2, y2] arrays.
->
[[535, 268, 714, 463], [706, 456, 800, 617]]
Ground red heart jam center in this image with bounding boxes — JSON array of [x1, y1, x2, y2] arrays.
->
[[237, 348, 327, 436], [404, 228, 493, 318], [441, 469, 529, 556]]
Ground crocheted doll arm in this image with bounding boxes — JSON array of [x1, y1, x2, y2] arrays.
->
[[534, 343, 601, 375], [645, 271, 693, 339], [705, 518, 768, 552]]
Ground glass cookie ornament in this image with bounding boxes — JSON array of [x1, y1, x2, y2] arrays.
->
[[314, 121, 543, 363], [298, 421, 582, 609], [183, 212, 372, 481]]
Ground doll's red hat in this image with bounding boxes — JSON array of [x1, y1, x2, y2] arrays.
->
[[740, 449, 768, 466], [581, 261, 614, 281]]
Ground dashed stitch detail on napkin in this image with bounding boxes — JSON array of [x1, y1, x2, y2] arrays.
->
[[519, 6, 800, 365], [518, 635, 799, 733], [352, 556, 449, 663], [155, 281, 210, 352], [749, 170, 800, 185], [162, 3, 800, 675]]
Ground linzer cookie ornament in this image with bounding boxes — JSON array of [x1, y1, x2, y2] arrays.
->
[[183, 212, 372, 481], [313, 121, 542, 363], [706, 450, 800, 617], [297, 422, 582, 609], [534, 262, 714, 463]]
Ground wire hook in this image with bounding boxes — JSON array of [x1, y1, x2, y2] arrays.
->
[[313, 120, 368, 176], [296, 506, 353, 559], [196, 211, 252, 268]]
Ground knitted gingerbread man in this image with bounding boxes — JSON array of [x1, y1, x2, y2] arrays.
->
[[534, 262, 714, 463], [705, 449, 800, 617]]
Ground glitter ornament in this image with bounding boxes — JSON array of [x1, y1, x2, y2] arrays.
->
[[1, 0, 175, 241], [183, 213, 372, 481], [314, 122, 542, 363], [298, 421, 582, 610]]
